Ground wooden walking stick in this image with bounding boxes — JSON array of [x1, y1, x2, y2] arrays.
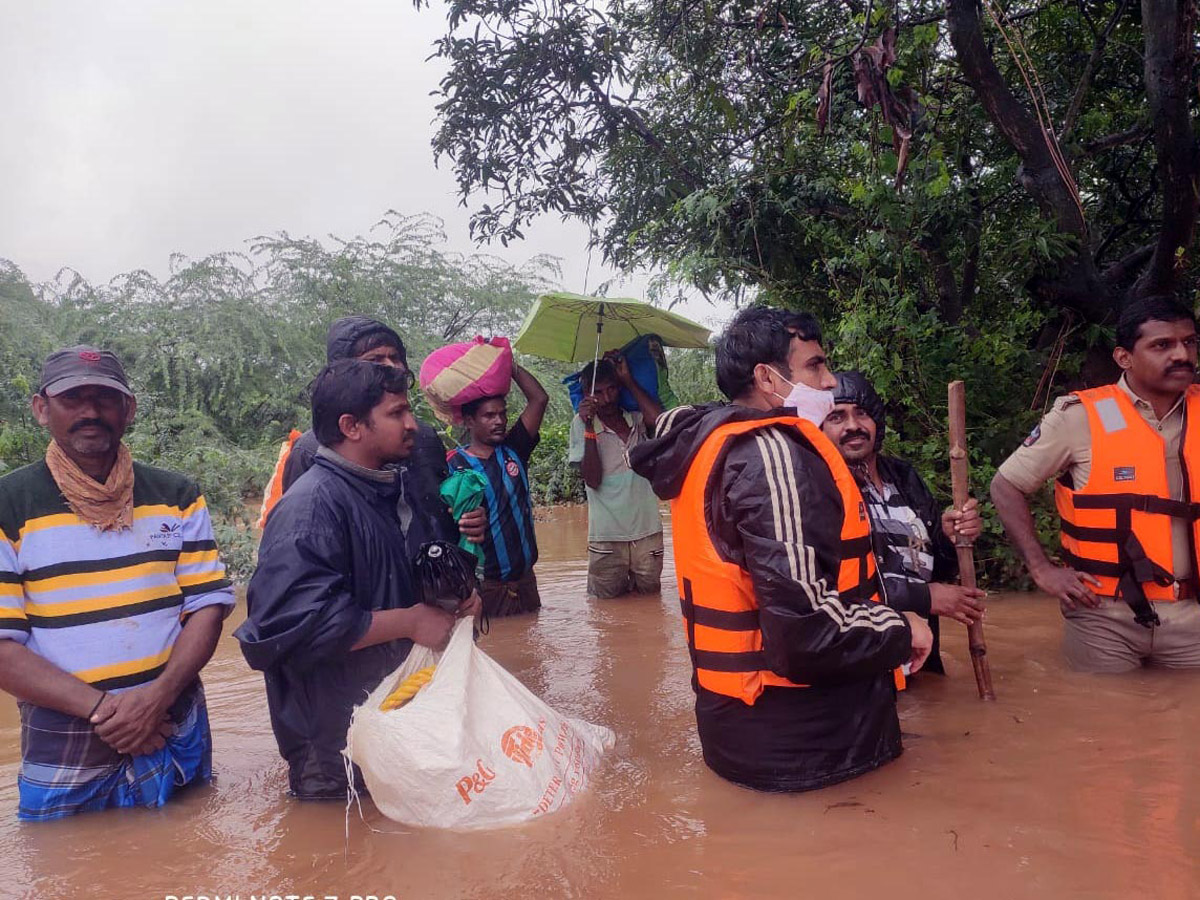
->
[[948, 380, 996, 700]]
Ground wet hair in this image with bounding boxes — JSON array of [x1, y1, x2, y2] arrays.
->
[[350, 330, 408, 367], [1116, 296, 1196, 351], [715, 305, 824, 400], [578, 358, 618, 390], [461, 394, 505, 420], [311, 359, 413, 447]]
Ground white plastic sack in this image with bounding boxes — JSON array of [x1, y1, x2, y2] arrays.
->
[[346, 618, 615, 829]]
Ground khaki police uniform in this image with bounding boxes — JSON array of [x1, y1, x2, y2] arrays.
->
[[998, 376, 1200, 671]]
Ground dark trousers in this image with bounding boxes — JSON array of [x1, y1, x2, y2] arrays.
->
[[480, 568, 542, 617]]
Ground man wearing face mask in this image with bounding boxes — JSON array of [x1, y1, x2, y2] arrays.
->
[[630, 306, 932, 792], [822, 371, 985, 675]]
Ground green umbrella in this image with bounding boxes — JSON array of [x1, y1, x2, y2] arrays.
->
[[513, 292, 711, 364], [439, 469, 489, 565]]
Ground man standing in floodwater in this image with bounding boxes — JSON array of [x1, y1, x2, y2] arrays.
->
[[264, 315, 485, 556], [0, 347, 234, 820], [237, 360, 480, 799], [447, 364, 549, 617], [568, 357, 665, 598], [630, 306, 931, 791], [821, 371, 985, 675], [992, 296, 1200, 672]]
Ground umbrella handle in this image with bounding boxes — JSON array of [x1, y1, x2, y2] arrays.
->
[[591, 306, 605, 395]]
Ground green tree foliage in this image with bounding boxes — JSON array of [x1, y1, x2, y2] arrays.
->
[[0, 213, 583, 579], [418, 0, 1198, 584], [421, 0, 1197, 315], [0, 262, 57, 470]]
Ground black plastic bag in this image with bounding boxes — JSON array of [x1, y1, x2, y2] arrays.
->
[[414, 541, 481, 625]]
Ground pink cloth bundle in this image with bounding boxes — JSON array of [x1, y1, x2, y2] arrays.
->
[[418, 336, 514, 424]]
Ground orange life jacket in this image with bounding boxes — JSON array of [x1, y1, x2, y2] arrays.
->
[[256, 429, 303, 529], [670, 414, 902, 705], [1055, 384, 1200, 623]]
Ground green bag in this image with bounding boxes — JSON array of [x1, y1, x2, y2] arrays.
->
[[439, 469, 489, 564]]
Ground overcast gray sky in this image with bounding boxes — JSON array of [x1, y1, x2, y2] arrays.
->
[[0, 0, 731, 329]]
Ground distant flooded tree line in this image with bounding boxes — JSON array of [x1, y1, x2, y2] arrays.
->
[[0, 212, 722, 579], [0, 203, 1109, 587]]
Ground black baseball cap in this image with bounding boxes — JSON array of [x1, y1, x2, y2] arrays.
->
[[38, 346, 133, 397]]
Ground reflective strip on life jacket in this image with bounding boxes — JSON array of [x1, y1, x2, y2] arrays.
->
[[1055, 384, 1200, 610], [670, 414, 896, 706], [256, 429, 303, 529]]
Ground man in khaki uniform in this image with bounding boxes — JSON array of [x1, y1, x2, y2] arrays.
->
[[991, 297, 1200, 672]]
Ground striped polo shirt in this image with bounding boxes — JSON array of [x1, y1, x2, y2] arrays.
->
[[0, 460, 234, 692]]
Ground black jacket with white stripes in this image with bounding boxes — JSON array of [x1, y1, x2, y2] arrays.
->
[[631, 402, 913, 792]]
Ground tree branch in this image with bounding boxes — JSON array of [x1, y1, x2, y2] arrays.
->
[[1102, 242, 1155, 288], [1080, 123, 1151, 155], [583, 76, 705, 193], [944, 0, 1110, 320], [960, 153, 982, 312], [1060, 0, 1133, 142], [920, 237, 964, 324], [903, 0, 1060, 28]]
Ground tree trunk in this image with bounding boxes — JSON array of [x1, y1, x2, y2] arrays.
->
[[1132, 0, 1199, 299], [945, 0, 1113, 322]]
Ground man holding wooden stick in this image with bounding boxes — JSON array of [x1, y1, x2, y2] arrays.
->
[[992, 297, 1200, 672], [630, 306, 932, 792], [822, 371, 985, 676]]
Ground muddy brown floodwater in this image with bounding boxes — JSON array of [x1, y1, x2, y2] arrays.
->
[[2, 505, 1200, 899]]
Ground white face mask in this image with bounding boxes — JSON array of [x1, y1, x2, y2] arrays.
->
[[768, 367, 835, 426]]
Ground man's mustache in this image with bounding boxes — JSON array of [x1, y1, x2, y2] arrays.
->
[[1167, 362, 1196, 375], [840, 429, 871, 445], [70, 419, 112, 434]]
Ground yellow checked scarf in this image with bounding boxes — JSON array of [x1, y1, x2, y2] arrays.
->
[[45, 440, 135, 531]]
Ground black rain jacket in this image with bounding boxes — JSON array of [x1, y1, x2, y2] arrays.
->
[[236, 452, 418, 799], [630, 403, 912, 792], [281, 314, 458, 554], [282, 424, 457, 556]]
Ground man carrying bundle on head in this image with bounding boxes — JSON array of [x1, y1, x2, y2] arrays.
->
[[445, 364, 549, 617], [630, 306, 931, 792], [259, 315, 485, 556]]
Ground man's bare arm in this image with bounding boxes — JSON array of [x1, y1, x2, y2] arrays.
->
[[514, 364, 549, 437], [990, 472, 1100, 608], [576, 402, 604, 489], [0, 640, 104, 718]]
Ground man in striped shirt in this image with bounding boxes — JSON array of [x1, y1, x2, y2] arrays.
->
[[447, 364, 549, 617], [0, 346, 234, 820], [822, 371, 984, 675]]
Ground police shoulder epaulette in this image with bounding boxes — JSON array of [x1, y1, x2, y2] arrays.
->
[[1054, 395, 1083, 411]]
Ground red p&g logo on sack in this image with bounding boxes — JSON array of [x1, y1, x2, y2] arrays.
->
[[501, 724, 544, 768], [455, 759, 497, 805]]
